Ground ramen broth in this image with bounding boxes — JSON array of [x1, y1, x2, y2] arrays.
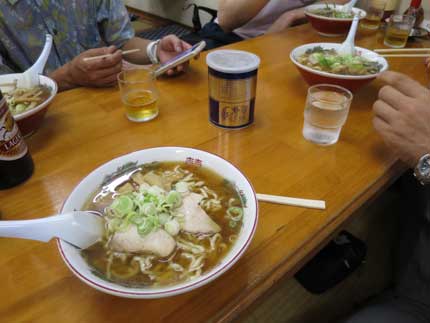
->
[[81, 162, 244, 287]]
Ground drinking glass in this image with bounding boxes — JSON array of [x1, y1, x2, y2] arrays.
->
[[360, 0, 387, 30], [117, 68, 159, 122], [384, 15, 415, 48], [303, 84, 353, 146]]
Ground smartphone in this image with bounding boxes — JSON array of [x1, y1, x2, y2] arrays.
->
[[153, 41, 206, 77]]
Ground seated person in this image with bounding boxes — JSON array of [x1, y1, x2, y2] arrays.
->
[[343, 68, 430, 323], [0, 0, 192, 91], [183, 0, 348, 50]]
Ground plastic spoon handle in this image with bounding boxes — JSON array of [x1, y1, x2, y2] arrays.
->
[[0, 212, 104, 249], [18, 34, 53, 87], [343, 0, 358, 12], [339, 15, 359, 55], [28, 34, 53, 75]]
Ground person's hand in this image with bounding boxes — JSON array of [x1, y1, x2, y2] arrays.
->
[[65, 46, 122, 87], [426, 58, 430, 88], [373, 71, 430, 167], [157, 35, 192, 76], [267, 11, 298, 33]]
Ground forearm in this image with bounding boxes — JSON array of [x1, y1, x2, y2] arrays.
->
[[218, 0, 269, 32], [121, 37, 152, 65], [48, 63, 76, 92]]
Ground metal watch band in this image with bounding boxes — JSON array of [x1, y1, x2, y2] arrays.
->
[[414, 153, 430, 185], [146, 40, 160, 64]]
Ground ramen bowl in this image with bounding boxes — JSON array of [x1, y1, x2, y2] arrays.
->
[[290, 43, 388, 92], [58, 147, 258, 298], [305, 4, 366, 37], [0, 74, 58, 137]]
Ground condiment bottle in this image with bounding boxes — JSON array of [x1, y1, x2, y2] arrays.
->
[[0, 90, 34, 189], [404, 0, 424, 28]]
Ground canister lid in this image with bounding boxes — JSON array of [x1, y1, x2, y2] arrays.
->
[[206, 50, 260, 74]]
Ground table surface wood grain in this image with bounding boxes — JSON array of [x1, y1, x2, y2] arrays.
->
[[0, 24, 429, 323]]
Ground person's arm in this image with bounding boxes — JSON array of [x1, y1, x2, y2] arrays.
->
[[217, 0, 270, 33], [372, 71, 430, 167], [426, 58, 430, 88], [122, 36, 192, 76], [267, 0, 350, 33], [48, 46, 122, 92]]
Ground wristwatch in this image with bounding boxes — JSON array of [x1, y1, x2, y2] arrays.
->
[[414, 153, 430, 185], [146, 39, 160, 64]]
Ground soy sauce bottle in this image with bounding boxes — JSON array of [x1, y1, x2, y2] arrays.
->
[[0, 90, 34, 189]]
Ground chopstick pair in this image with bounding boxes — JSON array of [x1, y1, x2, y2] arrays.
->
[[374, 48, 430, 58], [83, 48, 140, 62]]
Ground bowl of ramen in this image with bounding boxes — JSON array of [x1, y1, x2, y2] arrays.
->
[[305, 4, 366, 37], [0, 74, 57, 136], [58, 147, 258, 298], [290, 43, 388, 92]]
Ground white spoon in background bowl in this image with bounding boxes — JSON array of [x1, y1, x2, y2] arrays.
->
[[342, 0, 359, 13], [338, 15, 360, 56], [0, 211, 104, 249], [17, 34, 53, 88]]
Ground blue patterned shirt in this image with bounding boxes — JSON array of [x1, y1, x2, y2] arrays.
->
[[0, 0, 134, 75]]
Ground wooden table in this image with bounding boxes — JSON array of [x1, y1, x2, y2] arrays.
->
[[0, 24, 429, 322]]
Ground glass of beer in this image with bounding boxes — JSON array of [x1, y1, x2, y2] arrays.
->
[[303, 84, 353, 146], [360, 0, 387, 30], [384, 15, 415, 48], [117, 68, 159, 122]]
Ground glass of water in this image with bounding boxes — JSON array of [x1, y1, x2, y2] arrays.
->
[[303, 84, 353, 146]]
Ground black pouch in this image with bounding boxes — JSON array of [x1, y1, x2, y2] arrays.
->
[[294, 231, 367, 294]]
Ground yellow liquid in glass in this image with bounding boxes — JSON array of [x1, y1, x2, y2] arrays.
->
[[384, 26, 410, 48], [123, 90, 158, 122], [360, 14, 381, 30]]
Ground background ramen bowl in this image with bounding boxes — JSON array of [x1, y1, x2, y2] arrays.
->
[[59, 147, 258, 299], [305, 4, 366, 37], [0, 74, 58, 137], [290, 43, 388, 92]]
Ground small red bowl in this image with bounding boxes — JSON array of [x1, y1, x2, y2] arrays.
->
[[0, 75, 58, 137], [290, 43, 389, 92], [305, 4, 366, 37]]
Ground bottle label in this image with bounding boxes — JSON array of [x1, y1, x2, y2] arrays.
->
[[0, 98, 28, 161]]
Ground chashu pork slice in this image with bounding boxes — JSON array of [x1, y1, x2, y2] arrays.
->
[[110, 226, 176, 258], [178, 193, 221, 234]]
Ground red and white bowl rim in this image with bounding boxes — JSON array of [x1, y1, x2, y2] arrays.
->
[[304, 4, 366, 22], [58, 146, 259, 298], [290, 43, 389, 80]]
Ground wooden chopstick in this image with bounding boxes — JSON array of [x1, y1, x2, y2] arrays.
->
[[256, 193, 326, 210], [83, 49, 141, 62], [379, 54, 430, 57], [374, 48, 430, 53]]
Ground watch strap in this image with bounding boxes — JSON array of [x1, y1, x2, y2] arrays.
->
[[146, 39, 161, 65]]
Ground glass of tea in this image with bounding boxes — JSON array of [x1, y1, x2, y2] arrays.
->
[[117, 68, 159, 122], [303, 84, 353, 146], [360, 0, 387, 30], [384, 14, 415, 48]]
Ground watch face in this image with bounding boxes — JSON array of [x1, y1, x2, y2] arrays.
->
[[420, 158, 430, 176]]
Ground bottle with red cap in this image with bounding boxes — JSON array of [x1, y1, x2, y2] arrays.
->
[[405, 0, 424, 28]]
